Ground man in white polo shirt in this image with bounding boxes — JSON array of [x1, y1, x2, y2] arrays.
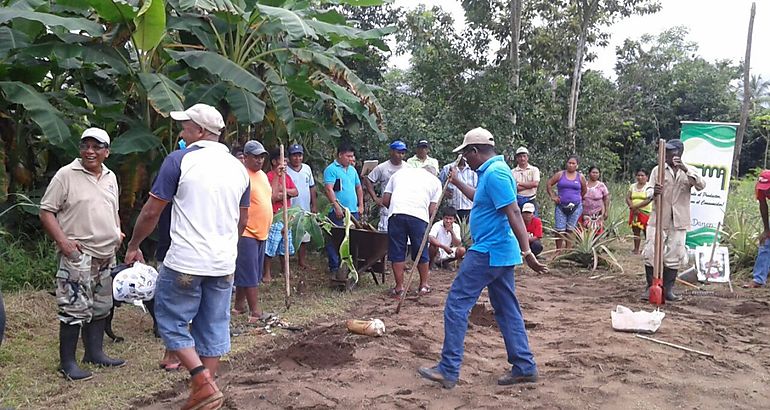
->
[[511, 146, 541, 215], [125, 103, 249, 410], [382, 166, 442, 297], [286, 143, 317, 269]]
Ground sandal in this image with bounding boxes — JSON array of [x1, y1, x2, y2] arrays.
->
[[231, 308, 247, 316], [247, 312, 276, 325], [418, 286, 432, 296], [388, 288, 405, 299], [159, 361, 182, 371]]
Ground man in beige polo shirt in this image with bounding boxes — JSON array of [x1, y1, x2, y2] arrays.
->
[[512, 147, 541, 215], [40, 128, 125, 381]]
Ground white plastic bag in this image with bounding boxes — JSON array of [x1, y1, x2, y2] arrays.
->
[[610, 305, 665, 334]]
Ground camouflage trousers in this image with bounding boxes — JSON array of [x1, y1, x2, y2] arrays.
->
[[55, 253, 115, 325]]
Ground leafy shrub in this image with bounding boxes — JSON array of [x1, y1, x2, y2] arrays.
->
[[548, 223, 624, 271]]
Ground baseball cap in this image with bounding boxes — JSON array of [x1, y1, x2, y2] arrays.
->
[[416, 139, 430, 148], [288, 144, 304, 155], [757, 170, 770, 191], [522, 203, 535, 213], [243, 140, 267, 156], [81, 127, 110, 145], [452, 127, 495, 153], [170, 103, 225, 135], [515, 146, 529, 156], [665, 139, 684, 152], [389, 140, 407, 151]]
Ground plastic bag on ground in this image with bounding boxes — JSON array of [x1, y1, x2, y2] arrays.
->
[[611, 305, 665, 334]]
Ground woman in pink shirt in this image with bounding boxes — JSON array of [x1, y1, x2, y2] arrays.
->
[[581, 166, 610, 233]]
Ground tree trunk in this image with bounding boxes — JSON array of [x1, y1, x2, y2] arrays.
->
[[567, 0, 597, 153], [764, 134, 769, 169], [733, 2, 756, 176], [510, 0, 522, 89]]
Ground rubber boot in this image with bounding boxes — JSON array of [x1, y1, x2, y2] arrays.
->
[[663, 267, 681, 302], [182, 368, 224, 410], [82, 318, 126, 367], [640, 265, 654, 301], [59, 322, 93, 381]]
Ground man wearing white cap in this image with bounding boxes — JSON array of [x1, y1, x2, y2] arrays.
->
[[125, 103, 250, 410], [511, 146, 540, 215], [418, 127, 548, 390], [40, 127, 125, 381]]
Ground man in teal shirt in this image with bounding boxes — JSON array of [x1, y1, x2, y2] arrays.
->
[[418, 127, 548, 389], [323, 143, 364, 274]]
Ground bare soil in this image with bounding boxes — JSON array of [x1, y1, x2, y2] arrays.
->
[[137, 265, 770, 409]]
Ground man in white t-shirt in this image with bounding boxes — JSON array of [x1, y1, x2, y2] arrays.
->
[[382, 166, 442, 297], [125, 104, 249, 410], [428, 207, 466, 269], [511, 146, 541, 215], [364, 140, 407, 231], [286, 143, 317, 268]]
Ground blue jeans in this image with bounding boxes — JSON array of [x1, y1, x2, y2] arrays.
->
[[325, 211, 360, 271], [438, 250, 537, 380], [155, 265, 234, 357], [753, 239, 770, 285]]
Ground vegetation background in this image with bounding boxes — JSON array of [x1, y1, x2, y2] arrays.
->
[[2, 0, 769, 288]]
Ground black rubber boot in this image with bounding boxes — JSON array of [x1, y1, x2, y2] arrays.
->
[[59, 322, 93, 381], [640, 265, 654, 301], [82, 318, 126, 367], [663, 267, 681, 302]]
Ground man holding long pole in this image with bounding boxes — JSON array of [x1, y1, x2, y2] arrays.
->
[[418, 127, 548, 389]]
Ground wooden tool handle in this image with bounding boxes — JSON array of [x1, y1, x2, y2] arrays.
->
[[280, 144, 291, 309], [653, 139, 666, 281]]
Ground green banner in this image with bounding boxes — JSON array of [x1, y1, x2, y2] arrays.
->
[[680, 121, 737, 248]]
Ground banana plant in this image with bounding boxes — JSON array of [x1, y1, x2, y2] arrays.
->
[[272, 204, 359, 283]]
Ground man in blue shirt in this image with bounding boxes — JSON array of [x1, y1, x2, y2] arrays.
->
[[323, 143, 364, 275], [418, 127, 548, 389]]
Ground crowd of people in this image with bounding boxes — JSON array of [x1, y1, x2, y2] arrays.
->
[[35, 98, 770, 408]]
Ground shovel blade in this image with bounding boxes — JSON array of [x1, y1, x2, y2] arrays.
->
[[649, 278, 664, 306]]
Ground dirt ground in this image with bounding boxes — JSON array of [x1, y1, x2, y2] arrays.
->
[[136, 262, 770, 409]]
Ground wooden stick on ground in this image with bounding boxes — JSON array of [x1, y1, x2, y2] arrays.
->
[[676, 278, 702, 290], [395, 154, 463, 314], [635, 334, 713, 357], [280, 144, 291, 309]]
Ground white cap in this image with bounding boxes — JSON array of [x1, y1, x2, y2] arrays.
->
[[81, 127, 110, 145], [170, 103, 225, 135], [522, 202, 535, 213], [452, 127, 495, 153], [515, 146, 529, 155]]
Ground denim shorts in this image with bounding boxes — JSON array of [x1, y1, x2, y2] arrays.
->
[[154, 264, 233, 357], [388, 214, 429, 264], [554, 202, 583, 232]]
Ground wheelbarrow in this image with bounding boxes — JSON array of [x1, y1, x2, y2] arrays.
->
[[328, 226, 389, 290]]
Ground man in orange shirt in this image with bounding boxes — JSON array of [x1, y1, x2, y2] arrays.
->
[[232, 141, 273, 322]]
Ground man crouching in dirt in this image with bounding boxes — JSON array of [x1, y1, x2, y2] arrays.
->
[[642, 139, 705, 301], [418, 127, 548, 389], [125, 104, 250, 410], [40, 128, 125, 381]]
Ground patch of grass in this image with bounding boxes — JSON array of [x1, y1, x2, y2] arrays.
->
[[0, 254, 388, 409], [0, 235, 57, 291]]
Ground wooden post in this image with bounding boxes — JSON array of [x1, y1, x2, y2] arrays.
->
[[733, 2, 756, 175]]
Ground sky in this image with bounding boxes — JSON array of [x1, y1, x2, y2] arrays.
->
[[390, 0, 770, 80]]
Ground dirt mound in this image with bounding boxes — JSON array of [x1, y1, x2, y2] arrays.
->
[[732, 300, 770, 316], [271, 327, 356, 370], [469, 303, 497, 327]]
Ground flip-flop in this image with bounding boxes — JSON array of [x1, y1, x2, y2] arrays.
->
[[231, 308, 247, 316], [247, 312, 276, 325], [388, 288, 405, 299], [418, 286, 432, 296]]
